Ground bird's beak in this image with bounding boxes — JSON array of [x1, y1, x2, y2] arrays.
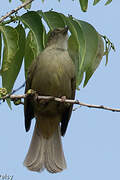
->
[[62, 26, 69, 35]]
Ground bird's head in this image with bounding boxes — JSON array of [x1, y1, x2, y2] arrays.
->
[[47, 27, 69, 50]]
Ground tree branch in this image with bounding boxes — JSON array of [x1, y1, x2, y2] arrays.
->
[[0, 0, 34, 23], [1, 93, 120, 112]]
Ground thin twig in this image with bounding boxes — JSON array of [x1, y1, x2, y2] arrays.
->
[[1, 93, 120, 112], [0, 0, 34, 23]]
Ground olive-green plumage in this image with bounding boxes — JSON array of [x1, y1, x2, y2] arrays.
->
[[24, 27, 76, 173]]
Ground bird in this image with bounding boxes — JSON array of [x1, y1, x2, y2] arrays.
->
[[24, 27, 76, 173]]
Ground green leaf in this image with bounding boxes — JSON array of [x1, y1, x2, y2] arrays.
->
[[0, 32, 2, 66], [67, 17, 86, 88], [79, 0, 88, 12], [19, 11, 44, 56], [93, 0, 112, 5], [68, 19, 102, 87], [0, 25, 17, 107], [19, 0, 32, 9], [42, 25, 47, 48], [0, 25, 18, 95], [9, 0, 12, 2], [93, 0, 101, 5], [38, 10, 65, 30], [78, 21, 101, 86], [68, 19, 103, 87], [105, 0, 112, 5], [24, 31, 37, 78], [85, 34, 104, 86], [1, 24, 25, 103], [93, 34, 104, 69], [68, 35, 83, 88]]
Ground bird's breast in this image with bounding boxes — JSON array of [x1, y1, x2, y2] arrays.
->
[[31, 49, 74, 98]]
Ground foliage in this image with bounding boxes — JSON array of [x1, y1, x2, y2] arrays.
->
[[0, 10, 114, 97], [0, 0, 114, 108], [80, 0, 112, 11], [9, 0, 113, 12]]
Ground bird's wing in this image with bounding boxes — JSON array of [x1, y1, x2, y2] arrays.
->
[[24, 60, 37, 132], [61, 77, 76, 136]]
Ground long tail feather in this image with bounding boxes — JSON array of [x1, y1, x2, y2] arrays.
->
[[24, 124, 66, 173]]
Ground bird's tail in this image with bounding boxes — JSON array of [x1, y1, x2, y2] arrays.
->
[[23, 123, 66, 173]]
